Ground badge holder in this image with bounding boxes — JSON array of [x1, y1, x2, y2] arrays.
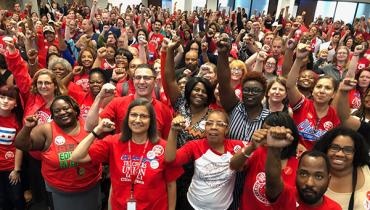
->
[[127, 184, 136, 210]]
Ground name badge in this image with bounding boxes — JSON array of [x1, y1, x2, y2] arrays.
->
[[127, 200, 136, 210]]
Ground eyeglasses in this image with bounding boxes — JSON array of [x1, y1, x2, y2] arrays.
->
[[37, 81, 53, 86], [129, 112, 150, 119], [133, 75, 155, 81], [328, 144, 355, 155], [265, 62, 276, 67], [115, 56, 128, 61], [242, 87, 264, 94], [231, 68, 242, 73], [205, 120, 228, 127]]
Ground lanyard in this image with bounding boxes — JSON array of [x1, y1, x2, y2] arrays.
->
[[128, 140, 149, 197]]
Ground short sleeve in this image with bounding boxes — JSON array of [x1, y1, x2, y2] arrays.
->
[[88, 135, 113, 164], [171, 141, 197, 166], [291, 96, 306, 112], [164, 164, 184, 182], [159, 104, 173, 139], [100, 98, 118, 120], [67, 82, 85, 105]]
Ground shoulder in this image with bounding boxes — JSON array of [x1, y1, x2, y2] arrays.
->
[[322, 195, 342, 210]]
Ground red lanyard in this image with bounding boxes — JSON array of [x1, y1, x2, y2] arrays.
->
[[128, 140, 149, 196]]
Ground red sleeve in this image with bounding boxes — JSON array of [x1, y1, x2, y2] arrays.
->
[[160, 104, 172, 139], [291, 96, 306, 112], [67, 82, 85, 104], [99, 98, 118, 121], [270, 184, 296, 210], [5, 50, 32, 98], [164, 163, 183, 182], [171, 140, 198, 166], [160, 52, 169, 98], [88, 135, 114, 164]]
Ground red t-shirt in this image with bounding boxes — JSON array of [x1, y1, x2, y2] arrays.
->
[[89, 136, 183, 210], [149, 33, 164, 46], [101, 59, 116, 70], [240, 147, 298, 210], [0, 114, 19, 171], [68, 82, 94, 120], [36, 33, 59, 68], [73, 73, 90, 92], [271, 184, 341, 210], [292, 97, 340, 150], [41, 120, 101, 192], [30, 105, 52, 160], [276, 55, 284, 76], [348, 89, 361, 110], [99, 95, 172, 138]]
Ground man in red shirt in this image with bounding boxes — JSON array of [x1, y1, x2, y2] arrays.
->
[[85, 64, 172, 138], [265, 127, 341, 210], [149, 19, 164, 46]]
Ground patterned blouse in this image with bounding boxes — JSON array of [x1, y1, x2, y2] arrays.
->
[[173, 95, 210, 148]]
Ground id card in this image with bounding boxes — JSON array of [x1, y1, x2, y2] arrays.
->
[[127, 200, 136, 210]]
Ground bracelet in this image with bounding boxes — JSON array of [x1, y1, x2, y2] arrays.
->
[[91, 130, 101, 139]]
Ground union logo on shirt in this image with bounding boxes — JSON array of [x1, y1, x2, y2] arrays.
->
[[253, 172, 270, 205], [36, 110, 51, 124], [5, 151, 15, 159]]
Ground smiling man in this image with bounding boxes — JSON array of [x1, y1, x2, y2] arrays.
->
[[265, 127, 341, 210], [85, 64, 172, 139]]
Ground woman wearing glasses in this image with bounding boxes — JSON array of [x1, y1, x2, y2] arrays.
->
[[165, 110, 247, 210], [165, 39, 215, 209], [287, 44, 340, 151], [229, 60, 247, 99], [71, 98, 182, 210], [313, 127, 370, 210], [253, 50, 278, 84], [4, 38, 66, 209]]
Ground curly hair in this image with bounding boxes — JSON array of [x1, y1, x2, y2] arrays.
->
[[242, 71, 267, 91]]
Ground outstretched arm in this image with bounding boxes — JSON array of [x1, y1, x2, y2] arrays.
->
[[164, 38, 182, 105], [332, 79, 361, 131], [15, 116, 48, 151], [265, 127, 294, 202], [71, 119, 115, 163], [164, 116, 185, 162], [216, 34, 239, 112], [286, 43, 309, 106], [84, 83, 116, 131]]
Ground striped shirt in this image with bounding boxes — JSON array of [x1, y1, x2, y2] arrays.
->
[[228, 102, 271, 141], [228, 102, 270, 210]]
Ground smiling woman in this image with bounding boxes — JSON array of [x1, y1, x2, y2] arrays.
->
[[313, 127, 370, 210], [165, 110, 248, 209], [14, 96, 102, 210], [71, 98, 182, 210]]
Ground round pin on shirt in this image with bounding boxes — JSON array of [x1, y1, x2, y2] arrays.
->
[[150, 160, 159, 169], [147, 151, 156, 160]]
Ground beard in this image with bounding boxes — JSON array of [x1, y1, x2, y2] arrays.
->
[[185, 63, 197, 72], [297, 185, 326, 205]]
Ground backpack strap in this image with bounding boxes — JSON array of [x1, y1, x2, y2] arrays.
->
[[121, 81, 129, 96]]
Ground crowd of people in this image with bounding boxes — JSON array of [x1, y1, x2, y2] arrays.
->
[[0, 0, 369, 210]]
